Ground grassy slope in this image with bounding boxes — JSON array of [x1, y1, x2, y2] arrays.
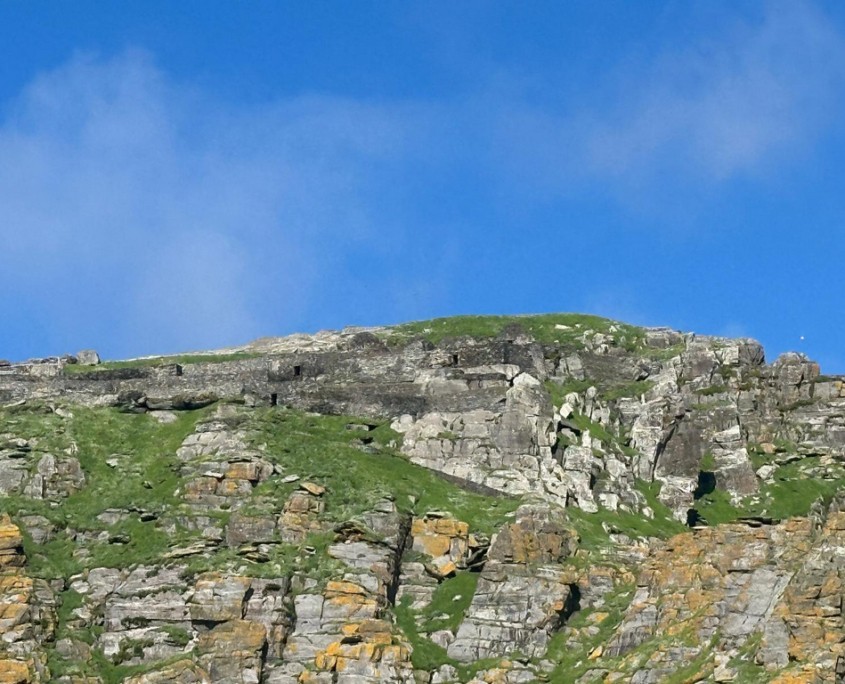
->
[[0, 402, 524, 681], [246, 408, 520, 535], [3, 313, 837, 680], [387, 312, 646, 350]]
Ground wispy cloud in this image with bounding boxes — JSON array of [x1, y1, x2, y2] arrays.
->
[[492, 2, 845, 198], [585, 3, 845, 181], [2, 4, 843, 358], [0, 51, 424, 357]]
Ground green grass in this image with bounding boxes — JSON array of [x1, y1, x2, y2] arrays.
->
[[660, 640, 715, 683], [1, 400, 521, 681], [648, 342, 687, 361], [546, 606, 719, 683], [717, 365, 736, 380], [247, 408, 521, 535], [566, 506, 686, 550], [386, 313, 646, 351], [0, 401, 69, 451], [395, 598, 455, 672], [394, 592, 502, 682], [773, 437, 798, 451], [6, 389, 835, 681], [544, 379, 594, 407], [552, 410, 637, 460], [9, 517, 84, 579], [564, 483, 686, 551], [159, 625, 192, 648], [724, 633, 772, 683], [417, 571, 480, 634], [91, 652, 193, 684], [54, 588, 85, 638], [545, 379, 653, 420], [567, 413, 617, 446], [87, 516, 174, 568], [780, 398, 817, 411], [46, 634, 188, 684], [0, 404, 209, 577], [636, 480, 684, 525], [745, 458, 845, 520], [179, 529, 346, 585], [690, 457, 845, 524], [544, 582, 635, 680], [692, 489, 742, 526], [696, 384, 728, 396], [63, 352, 262, 374], [700, 452, 716, 471], [602, 381, 655, 402], [0, 402, 517, 586]]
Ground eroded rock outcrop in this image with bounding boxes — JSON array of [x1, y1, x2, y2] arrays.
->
[[2, 314, 845, 681], [448, 504, 579, 662]]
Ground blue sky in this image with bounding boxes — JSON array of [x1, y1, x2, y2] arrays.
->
[[2, 2, 845, 371]]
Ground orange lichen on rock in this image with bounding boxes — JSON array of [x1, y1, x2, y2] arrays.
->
[[0, 516, 23, 570], [0, 517, 33, 684], [314, 624, 411, 674], [0, 660, 30, 684]]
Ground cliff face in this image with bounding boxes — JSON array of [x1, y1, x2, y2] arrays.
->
[[1, 314, 845, 683]]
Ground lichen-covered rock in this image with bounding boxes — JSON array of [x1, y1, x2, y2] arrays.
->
[[279, 486, 326, 542], [177, 407, 274, 514], [0, 515, 24, 570], [410, 513, 487, 578], [448, 505, 579, 661], [313, 618, 414, 682], [283, 578, 383, 669], [447, 565, 576, 661], [5, 315, 845, 680], [594, 504, 845, 681], [197, 619, 267, 683], [123, 659, 210, 683], [22, 453, 85, 499], [0, 516, 54, 683], [189, 573, 252, 623]]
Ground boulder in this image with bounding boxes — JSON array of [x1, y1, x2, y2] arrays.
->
[[76, 350, 101, 366]]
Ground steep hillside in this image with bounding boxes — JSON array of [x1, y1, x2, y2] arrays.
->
[[1, 314, 844, 683]]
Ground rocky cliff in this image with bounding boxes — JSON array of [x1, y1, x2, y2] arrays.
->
[[1, 313, 845, 683]]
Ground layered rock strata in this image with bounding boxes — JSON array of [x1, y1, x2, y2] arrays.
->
[[1, 315, 845, 681]]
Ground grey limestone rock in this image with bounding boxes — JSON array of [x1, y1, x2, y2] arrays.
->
[[448, 504, 578, 661], [76, 350, 101, 366], [6, 317, 845, 681]]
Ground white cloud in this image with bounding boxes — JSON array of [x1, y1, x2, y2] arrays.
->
[[0, 51, 422, 357], [586, 3, 845, 181], [492, 2, 845, 196], [127, 231, 258, 353], [2, 6, 842, 359]]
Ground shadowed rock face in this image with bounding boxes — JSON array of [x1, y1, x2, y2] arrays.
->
[[2, 315, 845, 682]]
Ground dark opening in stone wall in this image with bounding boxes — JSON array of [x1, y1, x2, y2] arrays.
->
[[693, 471, 716, 500]]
